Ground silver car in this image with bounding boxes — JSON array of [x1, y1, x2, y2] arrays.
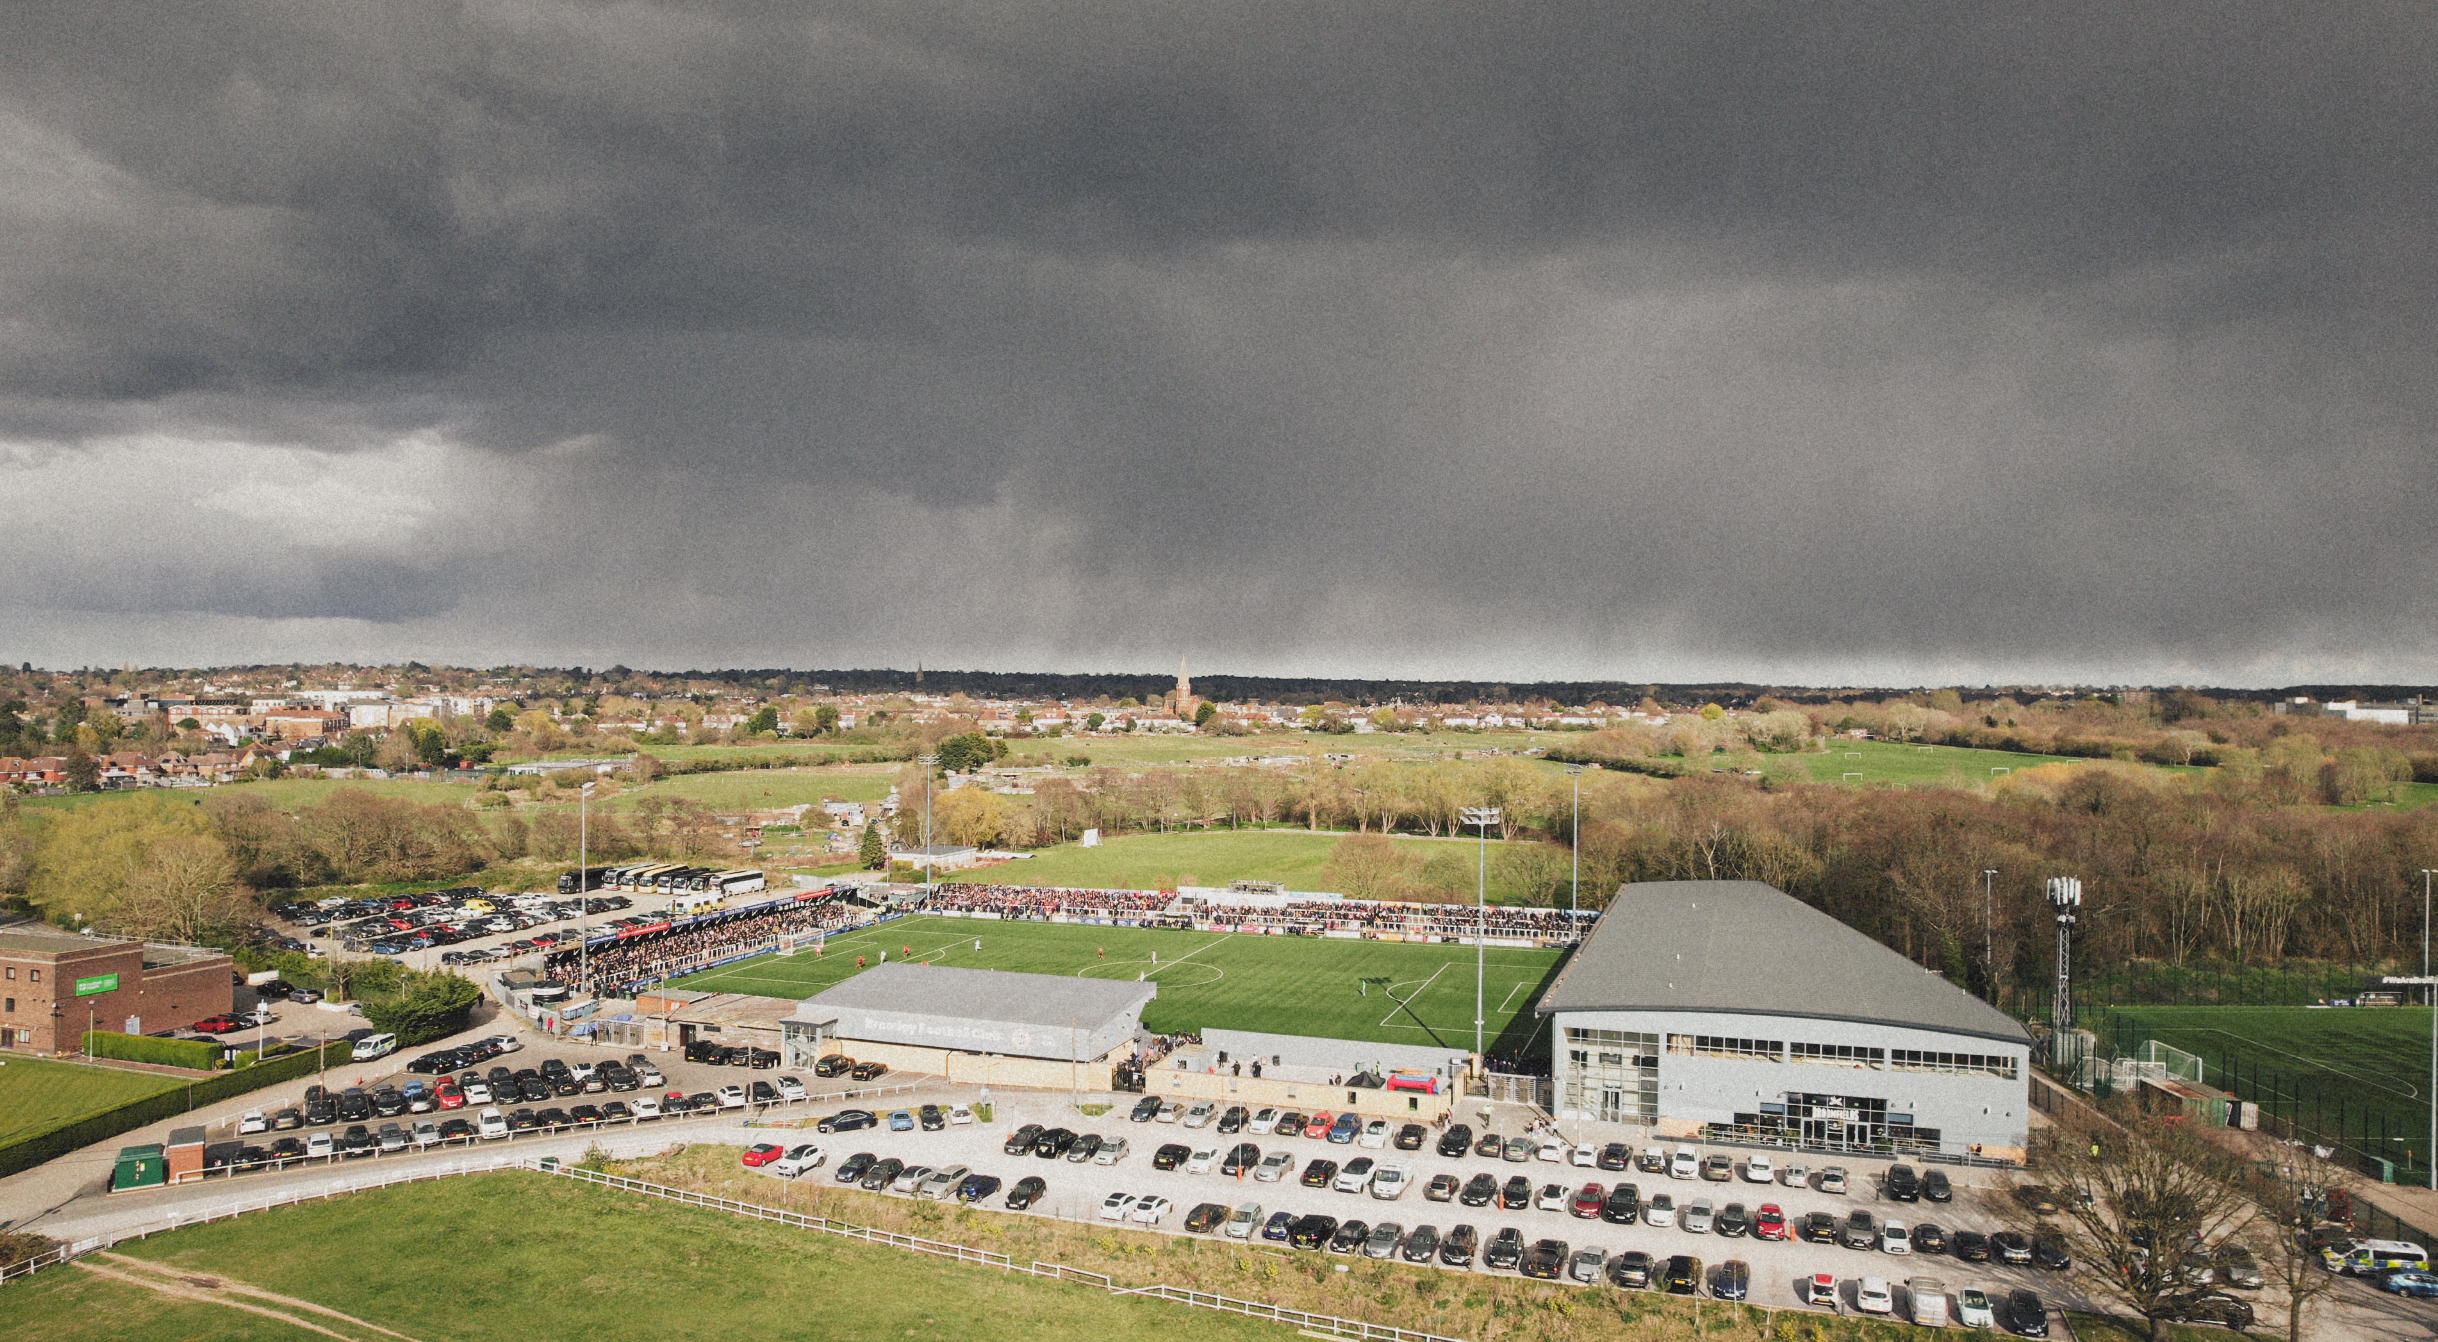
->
[[916, 1164, 971, 1199], [1254, 1149, 1296, 1182], [1364, 1222, 1405, 1258]]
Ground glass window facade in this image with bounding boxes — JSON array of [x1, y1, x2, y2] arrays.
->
[[1563, 1026, 1659, 1122]]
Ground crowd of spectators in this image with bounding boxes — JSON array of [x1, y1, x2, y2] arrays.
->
[[549, 896, 857, 993], [911, 882, 1591, 944]]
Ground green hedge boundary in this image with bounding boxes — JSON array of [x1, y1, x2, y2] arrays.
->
[[0, 1040, 350, 1181], [79, 1031, 224, 1071]]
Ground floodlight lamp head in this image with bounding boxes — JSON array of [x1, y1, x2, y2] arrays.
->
[[2045, 876, 2082, 909]]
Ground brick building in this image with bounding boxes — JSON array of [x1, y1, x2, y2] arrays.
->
[[0, 926, 233, 1053]]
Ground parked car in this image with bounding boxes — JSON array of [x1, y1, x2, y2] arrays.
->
[[1484, 1227, 1526, 1271], [1005, 1123, 1045, 1154], [770, 1144, 827, 1177], [1400, 1225, 1441, 1263], [1956, 1288, 1997, 1329], [1609, 1250, 1655, 1289], [1184, 1202, 1229, 1233], [1841, 1210, 1878, 1249], [1005, 1176, 1047, 1210], [1713, 1259, 1751, 1301], [1921, 1169, 1953, 1203], [1224, 1202, 1264, 1239], [1856, 1277, 1894, 1315], [1598, 1142, 1632, 1171], [1365, 1222, 1405, 1258], [2006, 1289, 2050, 1338], [1567, 1245, 1606, 1283]]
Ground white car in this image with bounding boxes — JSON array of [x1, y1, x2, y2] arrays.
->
[[569, 1060, 598, 1080], [775, 1076, 808, 1102], [1182, 1102, 1216, 1128], [1571, 1144, 1598, 1168], [1093, 1137, 1130, 1165], [638, 1064, 664, 1087], [1099, 1192, 1139, 1222], [1224, 1202, 1263, 1239], [1247, 1108, 1281, 1136], [238, 1008, 275, 1027], [1882, 1220, 1911, 1255], [948, 1105, 973, 1124], [1187, 1147, 1219, 1175], [1955, 1288, 1997, 1329], [1780, 1162, 1811, 1189], [1370, 1163, 1411, 1200], [1684, 1198, 1714, 1233], [1130, 1195, 1175, 1225], [1535, 1183, 1570, 1212], [1669, 1145, 1699, 1180], [1645, 1193, 1677, 1228], [477, 1107, 508, 1139], [632, 1096, 661, 1120], [1359, 1120, 1391, 1149], [462, 1080, 494, 1105], [412, 1119, 439, 1146], [717, 1085, 748, 1109], [1155, 1102, 1181, 1123], [307, 1132, 336, 1157], [1536, 1138, 1566, 1163], [1334, 1158, 1376, 1193], [1742, 1153, 1774, 1184], [770, 1144, 827, 1177], [1857, 1277, 1894, 1315], [1254, 1150, 1296, 1182], [238, 1110, 269, 1135]]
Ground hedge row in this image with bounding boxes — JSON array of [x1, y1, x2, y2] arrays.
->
[[79, 1031, 224, 1071], [0, 1040, 349, 1181]]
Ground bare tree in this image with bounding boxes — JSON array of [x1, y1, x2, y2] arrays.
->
[[110, 833, 250, 944], [2245, 1142, 2349, 1342], [2028, 1097, 2258, 1341]]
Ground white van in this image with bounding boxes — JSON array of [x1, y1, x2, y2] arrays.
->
[[2327, 1239, 2428, 1275], [350, 1032, 398, 1061]]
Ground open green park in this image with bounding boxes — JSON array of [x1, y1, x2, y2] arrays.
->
[[673, 911, 1565, 1055], [944, 828, 1513, 895]]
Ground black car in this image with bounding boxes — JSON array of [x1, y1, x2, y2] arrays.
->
[[601, 1101, 632, 1122], [535, 1107, 572, 1129], [1884, 1165, 1920, 1202], [835, 1152, 878, 1183], [1800, 1211, 1840, 1244], [1301, 1159, 1340, 1188], [1005, 1124, 1045, 1154], [859, 1157, 905, 1191], [919, 1104, 946, 1131], [1221, 1143, 1261, 1176], [1714, 1203, 1750, 1238], [339, 1124, 377, 1157], [1217, 1106, 1248, 1134], [1953, 1229, 1991, 1262], [1460, 1172, 1500, 1207], [436, 1118, 475, 1141], [1609, 1250, 1655, 1288], [1602, 1183, 1641, 1224], [1712, 1259, 1751, 1301], [1062, 1133, 1102, 1164], [551, 1075, 583, 1098], [1154, 1143, 1192, 1171], [2031, 1235, 2072, 1271], [1185, 1202, 1231, 1234], [956, 1174, 1004, 1204], [570, 1104, 604, 1124], [336, 1089, 372, 1123], [1006, 1176, 1048, 1210], [1484, 1227, 1526, 1271], [268, 1136, 309, 1162], [505, 1108, 539, 1131], [818, 1109, 879, 1134], [747, 1049, 779, 1069], [1521, 1238, 1568, 1279], [1436, 1124, 1474, 1159], [1328, 1219, 1369, 1253], [1130, 1096, 1163, 1122], [814, 1054, 853, 1077], [1598, 1142, 1632, 1171], [849, 1060, 889, 1081], [519, 1078, 552, 1104], [1288, 1214, 1338, 1250], [1500, 1175, 1532, 1210], [1663, 1254, 1702, 1296], [2164, 1293, 2254, 1329], [748, 1081, 779, 1105], [1400, 1225, 1440, 1263], [1439, 1224, 1479, 1268], [1922, 1169, 1953, 1203], [2006, 1288, 2049, 1338], [1034, 1128, 1078, 1158], [1394, 1123, 1426, 1151]]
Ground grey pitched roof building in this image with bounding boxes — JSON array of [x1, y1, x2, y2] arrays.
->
[[1538, 879, 2029, 1046], [788, 962, 1156, 1061]]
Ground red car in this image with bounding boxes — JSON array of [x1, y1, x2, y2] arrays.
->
[[434, 1078, 465, 1110], [740, 1143, 785, 1167], [1570, 1183, 1605, 1218], [190, 1014, 242, 1034], [1754, 1203, 1788, 1241], [1303, 1111, 1335, 1139]]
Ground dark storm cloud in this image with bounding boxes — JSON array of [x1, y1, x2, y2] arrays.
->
[[0, 1, 2432, 681]]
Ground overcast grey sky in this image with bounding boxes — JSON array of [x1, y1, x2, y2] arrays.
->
[[2, 3, 2432, 685]]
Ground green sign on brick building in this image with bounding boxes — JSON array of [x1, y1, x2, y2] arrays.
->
[[73, 972, 119, 997]]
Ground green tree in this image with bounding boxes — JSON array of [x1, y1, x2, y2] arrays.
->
[[747, 705, 780, 735], [360, 971, 482, 1044], [815, 704, 840, 734], [484, 705, 516, 733], [62, 744, 99, 792], [858, 821, 886, 869], [1086, 712, 1106, 732], [28, 793, 235, 930], [1194, 701, 1218, 729]]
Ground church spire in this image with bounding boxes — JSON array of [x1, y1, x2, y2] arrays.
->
[[1176, 656, 1190, 701]]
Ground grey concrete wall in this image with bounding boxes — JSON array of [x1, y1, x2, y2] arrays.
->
[[1201, 1028, 1471, 1079]]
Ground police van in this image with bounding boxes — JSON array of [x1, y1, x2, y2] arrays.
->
[[2324, 1238, 2428, 1275]]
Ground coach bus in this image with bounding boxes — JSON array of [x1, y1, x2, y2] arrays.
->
[[711, 869, 767, 897]]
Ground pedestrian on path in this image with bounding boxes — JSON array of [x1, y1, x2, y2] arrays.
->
[[857, 955, 865, 969]]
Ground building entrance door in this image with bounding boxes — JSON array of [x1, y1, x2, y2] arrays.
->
[[1600, 1088, 1625, 1123]]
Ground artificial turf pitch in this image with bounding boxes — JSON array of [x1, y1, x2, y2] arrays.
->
[[669, 913, 1568, 1055]]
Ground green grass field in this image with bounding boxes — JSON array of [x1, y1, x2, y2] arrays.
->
[[2101, 1005, 2437, 1179], [0, 1055, 185, 1146], [944, 828, 1514, 895], [1778, 737, 2150, 788], [15, 1171, 1300, 1342], [673, 912, 1565, 1054]]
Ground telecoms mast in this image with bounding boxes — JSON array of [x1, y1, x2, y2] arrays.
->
[[2047, 877, 2083, 1029]]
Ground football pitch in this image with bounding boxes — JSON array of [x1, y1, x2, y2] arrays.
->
[[670, 914, 1568, 1054], [2106, 1005, 2437, 1179]]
